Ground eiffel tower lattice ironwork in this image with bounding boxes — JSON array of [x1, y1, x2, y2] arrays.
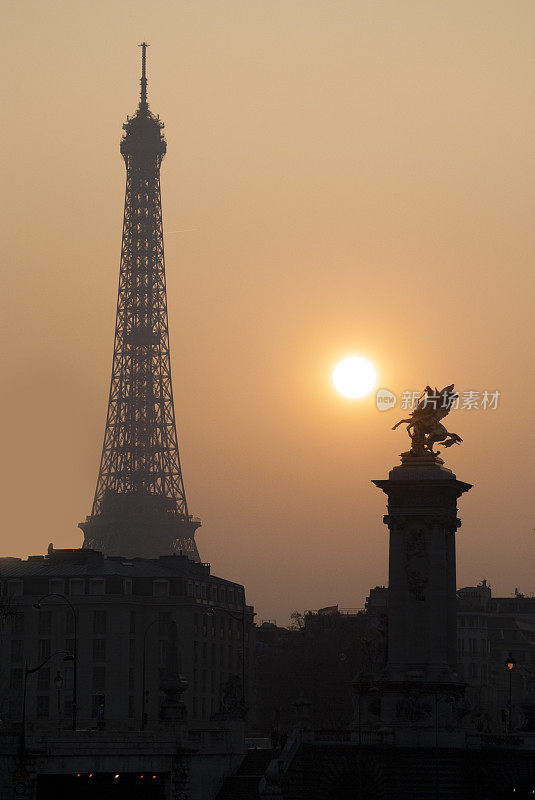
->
[[79, 44, 201, 561]]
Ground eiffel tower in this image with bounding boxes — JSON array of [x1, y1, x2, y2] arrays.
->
[[80, 44, 201, 562]]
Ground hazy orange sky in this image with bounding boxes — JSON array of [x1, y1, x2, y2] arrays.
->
[[2, 1, 535, 622]]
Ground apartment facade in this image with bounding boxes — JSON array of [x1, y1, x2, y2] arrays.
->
[[0, 546, 254, 731]]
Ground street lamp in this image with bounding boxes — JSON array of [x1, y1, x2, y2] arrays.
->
[[505, 652, 516, 734], [141, 618, 160, 731], [20, 652, 73, 760], [206, 606, 248, 713], [54, 671, 63, 729], [33, 594, 78, 731]]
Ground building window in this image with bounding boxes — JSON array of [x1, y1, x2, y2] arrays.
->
[[92, 639, 106, 662], [194, 583, 200, 599], [65, 639, 75, 658], [210, 585, 217, 601], [65, 611, 75, 636], [37, 668, 50, 690], [194, 641, 199, 663], [7, 580, 23, 596], [159, 640, 168, 666], [92, 666, 106, 691], [36, 696, 50, 719], [187, 581, 193, 597], [153, 580, 169, 597], [158, 611, 171, 635], [128, 695, 135, 719], [69, 579, 85, 595], [49, 579, 64, 595], [10, 612, 24, 634], [10, 668, 23, 690], [39, 640, 51, 661], [90, 579, 105, 595], [193, 614, 199, 636], [201, 583, 207, 600], [38, 609, 52, 636], [129, 639, 136, 663], [123, 578, 132, 595], [129, 611, 136, 635], [93, 610, 107, 634], [202, 643, 207, 662], [129, 667, 135, 691], [92, 694, 105, 719]]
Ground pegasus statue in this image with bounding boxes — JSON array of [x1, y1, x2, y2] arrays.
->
[[392, 384, 463, 455]]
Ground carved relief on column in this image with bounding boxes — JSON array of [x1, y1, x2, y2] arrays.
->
[[404, 525, 429, 602]]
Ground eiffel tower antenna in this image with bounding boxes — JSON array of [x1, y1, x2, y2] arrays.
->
[[138, 41, 149, 110], [79, 46, 201, 561]]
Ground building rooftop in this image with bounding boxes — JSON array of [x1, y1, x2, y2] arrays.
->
[[0, 546, 242, 587]]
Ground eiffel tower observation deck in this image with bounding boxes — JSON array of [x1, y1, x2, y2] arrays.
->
[[80, 44, 201, 562]]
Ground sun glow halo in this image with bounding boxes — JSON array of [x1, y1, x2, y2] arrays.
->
[[333, 356, 377, 399]]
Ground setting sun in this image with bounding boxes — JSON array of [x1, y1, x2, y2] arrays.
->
[[332, 356, 377, 399]]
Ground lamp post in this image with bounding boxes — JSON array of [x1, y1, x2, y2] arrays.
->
[[54, 671, 63, 730], [20, 652, 73, 759], [141, 618, 160, 731], [505, 652, 516, 734], [207, 605, 248, 712], [33, 594, 78, 731]]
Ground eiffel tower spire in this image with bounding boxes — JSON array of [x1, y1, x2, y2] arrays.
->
[[79, 46, 201, 561], [139, 41, 149, 111]]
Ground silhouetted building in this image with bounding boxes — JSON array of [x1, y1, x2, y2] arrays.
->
[[457, 581, 535, 733], [254, 609, 381, 736], [0, 546, 254, 730]]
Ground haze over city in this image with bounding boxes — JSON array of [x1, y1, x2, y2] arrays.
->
[[2, 0, 534, 623]]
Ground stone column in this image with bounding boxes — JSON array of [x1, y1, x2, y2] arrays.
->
[[373, 451, 471, 684]]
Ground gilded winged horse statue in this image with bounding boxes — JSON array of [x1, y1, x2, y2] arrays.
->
[[392, 384, 463, 455]]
